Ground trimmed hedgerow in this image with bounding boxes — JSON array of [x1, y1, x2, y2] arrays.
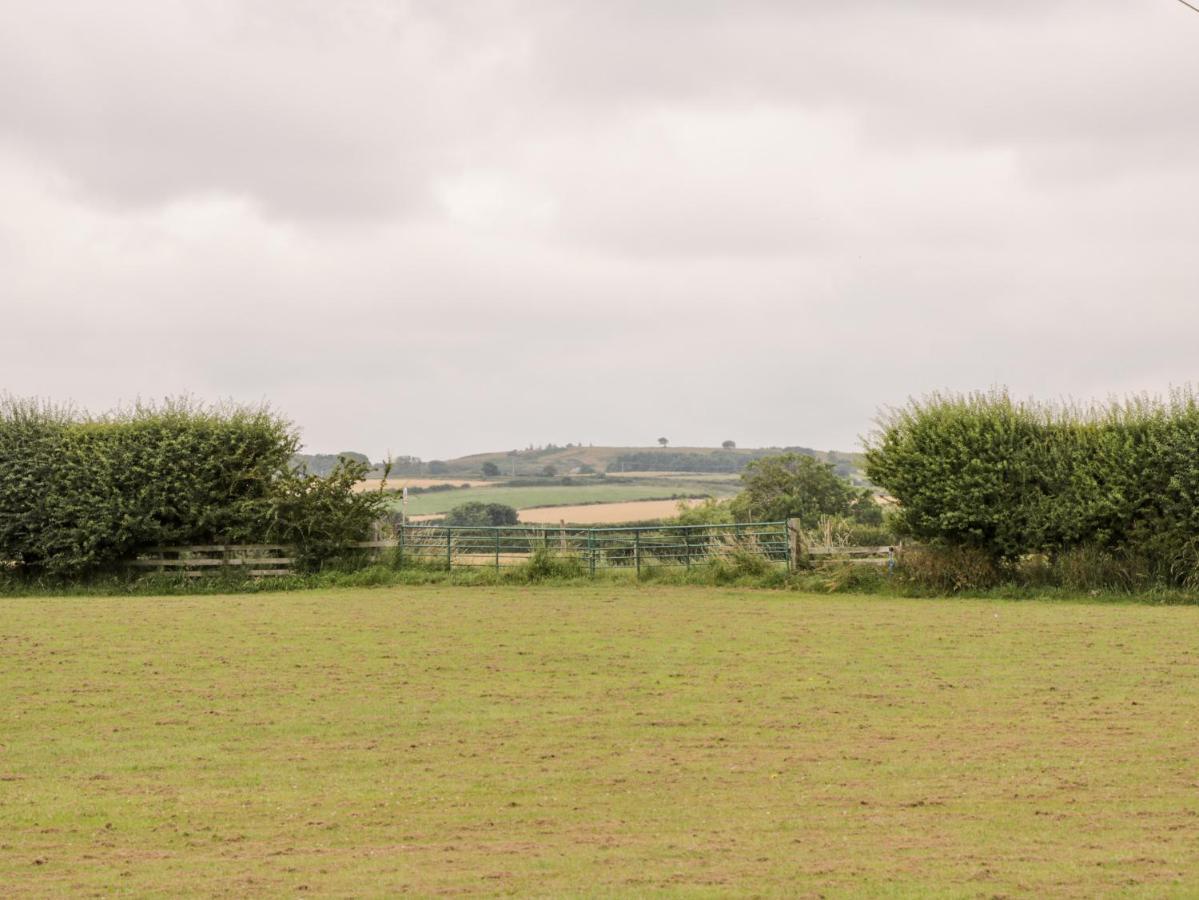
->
[[865, 388, 1199, 588], [0, 397, 386, 578]]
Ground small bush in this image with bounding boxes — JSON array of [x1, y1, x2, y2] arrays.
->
[[1052, 545, 1149, 593], [444, 502, 519, 527], [705, 546, 777, 583], [816, 562, 887, 594], [804, 516, 895, 550], [1013, 553, 1056, 588], [895, 544, 1001, 593], [509, 548, 585, 582]]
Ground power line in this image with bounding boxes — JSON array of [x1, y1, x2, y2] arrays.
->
[[1176, 0, 1199, 12]]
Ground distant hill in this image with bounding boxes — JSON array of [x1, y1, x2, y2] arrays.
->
[[291, 451, 370, 476], [409, 445, 866, 481]]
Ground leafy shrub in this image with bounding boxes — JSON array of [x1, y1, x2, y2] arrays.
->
[[816, 562, 887, 593], [865, 388, 1199, 588], [266, 458, 389, 571], [673, 498, 734, 525], [0, 396, 388, 578], [895, 544, 1002, 593], [1051, 545, 1150, 593], [444, 502, 519, 527], [730, 454, 856, 525], [1013, 553, 1056, 588], [803, 516, 895, 550], [706, 545, 776, 583], [510, 548, 585, 582]]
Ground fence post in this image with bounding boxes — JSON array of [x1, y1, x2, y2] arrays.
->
[[588, 528, 596, 577], [398, 524, 405, 567], [786, 518, 802, 571], [634, 529, 641, 577], [446, 526, 453, 571], [495, 528, 501, 572]]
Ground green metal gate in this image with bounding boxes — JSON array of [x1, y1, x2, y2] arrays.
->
[[394, 521, 791, 573]]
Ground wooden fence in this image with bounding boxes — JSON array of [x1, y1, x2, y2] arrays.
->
[[130, 545, 295, 578], [803, 544, 895, 567]]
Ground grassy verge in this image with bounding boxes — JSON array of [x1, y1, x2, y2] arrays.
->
[[3, 585, 1199, 895], [7, 558, 1199, 606]]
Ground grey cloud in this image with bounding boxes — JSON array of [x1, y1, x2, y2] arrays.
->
[[2, 2, 1199, 457]]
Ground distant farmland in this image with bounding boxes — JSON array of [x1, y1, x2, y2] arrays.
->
[[515, 498, 702, 524], [393, 483, 718, 517]]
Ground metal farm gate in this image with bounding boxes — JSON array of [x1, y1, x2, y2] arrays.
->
[[389, 520, 793, 574]]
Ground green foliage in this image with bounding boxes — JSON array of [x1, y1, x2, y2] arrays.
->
[[481, 461, 501, 477], [509, 548, 586, 582], [850, 491, 884, 525], [706, 546, 776, 583], [731, 453, 854, 525], [814, 562, 887, 594], [895, 544, 1003, 593], [444, 502, 519, 527], [0, 397, 296, 577], [291, 451, 371, 476], [803, 515, 894, 549], [0, 397, 387, 578], [610, 448, 814, 474], [266, 458, 390, 571], [865, 388, 1199, 587], [672, 498, 734, 525]]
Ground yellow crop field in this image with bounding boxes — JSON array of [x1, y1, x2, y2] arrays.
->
[[516, 498, 701, 523]]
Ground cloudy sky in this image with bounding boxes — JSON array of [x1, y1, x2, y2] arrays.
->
[[3, 1, 1197, 458]]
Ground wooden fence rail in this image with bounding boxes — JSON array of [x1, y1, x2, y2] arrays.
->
[[804, 545, 896, 566], [130, 545, 295, 578]]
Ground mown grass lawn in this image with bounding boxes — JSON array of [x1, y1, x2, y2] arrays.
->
[[2, 585, 1198, 896]]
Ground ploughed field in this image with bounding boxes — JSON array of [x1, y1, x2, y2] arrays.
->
[[3, 587, 1199, 896]]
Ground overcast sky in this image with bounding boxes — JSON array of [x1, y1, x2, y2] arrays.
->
[[3, 1, 1197, 459]]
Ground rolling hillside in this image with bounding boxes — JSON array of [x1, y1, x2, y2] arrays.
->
[[421, 445, 865, 480]]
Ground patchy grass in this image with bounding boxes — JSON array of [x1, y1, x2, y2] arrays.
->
[[3, 586, 1199, 895]]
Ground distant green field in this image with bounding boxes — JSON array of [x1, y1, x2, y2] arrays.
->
[[4, 586, 1199, 895], [396, 481, 723, 515]]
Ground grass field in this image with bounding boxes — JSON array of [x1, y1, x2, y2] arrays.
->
[[4, 586, 1199, 896], [393, 482, 719, 516], [353, 478, 491, 493]]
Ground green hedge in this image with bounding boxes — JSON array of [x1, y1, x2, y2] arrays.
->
[[865, 389, 1199, 586], [0, 397, 386, 577]]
